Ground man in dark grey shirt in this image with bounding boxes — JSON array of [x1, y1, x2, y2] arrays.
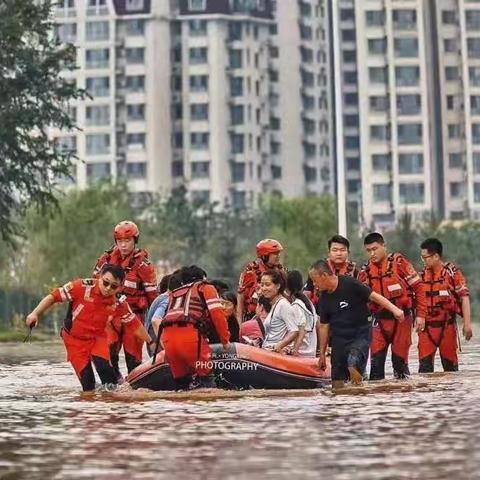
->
[[309, 260, 404, 389]]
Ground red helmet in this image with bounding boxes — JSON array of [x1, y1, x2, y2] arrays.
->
[[114, 221, 139, 241], [256, 239, 283, 257]]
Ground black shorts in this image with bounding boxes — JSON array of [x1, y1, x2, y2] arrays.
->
[[331, 327, 372, 381]]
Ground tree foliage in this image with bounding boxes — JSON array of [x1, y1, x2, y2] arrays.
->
[[0, 0, 85, 242]]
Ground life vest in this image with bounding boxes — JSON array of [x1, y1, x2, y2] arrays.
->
[[240, 260, 284, 317], [327, 259, 358, 277], [97, 247, 153, 314], [421, 263, 461, 319], [161, 281, 213, 337], [362, 253, 412, 315]]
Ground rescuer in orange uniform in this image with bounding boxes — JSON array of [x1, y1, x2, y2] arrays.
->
[[160, 266, 230, 390], [237, 239, 285, 324], [304, 235, 358, 305], [418, 237, 472, 372], [26, 264, 150, 391], [358, 232, 427, 380], [93, 221, 158, 376]]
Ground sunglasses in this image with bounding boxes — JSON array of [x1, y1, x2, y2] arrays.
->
[[102, 279, 121, 290]]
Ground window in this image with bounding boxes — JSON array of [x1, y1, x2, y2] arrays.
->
[[393, 9, 417, 30], [471, 96, 480, 115], [370, 125, 391, 141], [126, 75, 145, 92], [190, 75, 208, 92], [450, 182, 464, 198], [444, 38, 457, 53], [85, 105, 110, 126], [86, 76, 109, 97], [302, 95, 315, 111], [231, 105, 244, 125], [442, 10, 457, 24], [191, 103, 209, 121], [173, 132, 183, 148], [468, 38, 480, 58], [125, 19, 145, 36], [370, 96, 389, 112], [191, 161, 210, 179], [347, 157, 360, 171], [126, 48, 144, 65], [302, 117, 314, 134], [473, 153, 480, 173], [399, 153, 423, 174], [172, 103, 182, 120], [86, 134, 110, 155], [366, 10, 385, 26], [231, 133, 244, 153], [472, 124, 480, 144], [475, 183, 480, 203], [300, 46, 313, 63], [303, 142, 316, 157], [127, 162, 147, 179], [470, 67, 480, 86], [228, 22, 242, 41], [189, 0, 206, 11], [369, 67, 388, 84], [373, 184, 392, 202], [230, 77, 243, 96], [373, 213, 395, 224], [86, 162, 110, 181], [466, 11, 480, 30], [85, 21, 109, 41], [127, 104, 145, 121], [191, 190, 210, 205], [344, 114, 359, 127], [372, 154, 391, 171], [396, 66, 420, 86], [400, 183, 424, 204], [394, 38, 418, 58], [345, 93, 358, 105], [342, 29, 355, 42], [344, 71, 357, 85], [189, 47, 208, 64], [398, 124, 422, 145], [57, 135, 77, 154], [368, 38, 387, 55], [189, 19, 207, 36], [301, 69, 314, 87], [345, 136, 360, 149], [232, 191, 246, 209], [127, 133, 146, 150], [445, 66, 459, 81], [449, 153, 463, 168], [343, 50, 356, 63], [300, 1, 312, 17], [397, 94, 421, 115], [300, 24, 313, 40], [85, 48, 109, 68], [348, 180, 360, 194], [448, 124, 461, 139], [125, 0, 144, 11], [56, 23, 77, 43], [231, 162, 245, 182], [304, 166, 317, 183], [229, 49, 242, 69], [171, 161, 183, 177], [191, 132, 209, 150]]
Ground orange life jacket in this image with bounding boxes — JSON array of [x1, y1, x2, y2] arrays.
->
[[327, 259, 358, 277], [362, 253, 412, 315], [421, 263, 461, 319], [97, 247, 153, 313], [161, 281, 213, 337]]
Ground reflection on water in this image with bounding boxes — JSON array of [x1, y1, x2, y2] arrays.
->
[[1, 339, 480, 479]]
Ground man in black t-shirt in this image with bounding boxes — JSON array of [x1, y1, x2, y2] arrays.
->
[[309, 259, 404, 389]]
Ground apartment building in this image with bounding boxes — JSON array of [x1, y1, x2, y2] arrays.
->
[[53, 0, 334, 209]]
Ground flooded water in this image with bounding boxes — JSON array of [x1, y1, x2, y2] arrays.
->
[[1, 338, 480, 480]]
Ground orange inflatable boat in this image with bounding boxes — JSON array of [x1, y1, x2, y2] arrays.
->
[[127, 342, 331, 390]]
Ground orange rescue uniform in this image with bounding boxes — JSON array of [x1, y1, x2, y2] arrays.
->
[[160, 282, 230, 382], [51, 278, 142, 390], [93, 246, 158, 372], [418, 262, 469, 372], [238, 260, 284, 320], [358, 253, 427, 379]]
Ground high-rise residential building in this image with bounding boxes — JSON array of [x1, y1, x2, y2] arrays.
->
[[332, 0, 480, 229], [53, 0, 334, 209]]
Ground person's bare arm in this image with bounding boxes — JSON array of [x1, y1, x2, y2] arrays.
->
[[26, 294, 56, 328], [369, 292, 404, 321], [461, 296, 472, 340]]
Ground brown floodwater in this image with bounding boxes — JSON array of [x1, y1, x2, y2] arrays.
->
[[0, 337, 479, 479]]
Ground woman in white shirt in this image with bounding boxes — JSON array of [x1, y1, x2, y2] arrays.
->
[[287, 270, 318, 357], [260, 269, 299, 353]]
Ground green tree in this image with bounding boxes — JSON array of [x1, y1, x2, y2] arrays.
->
[[0, 0, 84, 242], [17, 183, 133, 293], [261, 195, 338, 273]]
